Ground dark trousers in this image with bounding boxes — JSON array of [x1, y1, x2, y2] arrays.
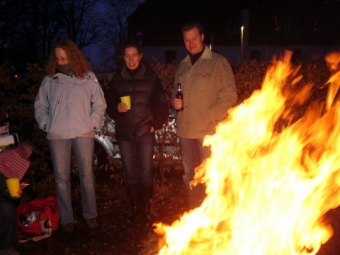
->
[[119, 132, 155, 187], [0, 200, 18, 249]]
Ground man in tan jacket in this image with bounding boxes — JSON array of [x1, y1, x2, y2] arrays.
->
[[172, 21, 238, 209]]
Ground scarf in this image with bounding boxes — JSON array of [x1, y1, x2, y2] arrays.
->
[[57, 64, 73, 76]]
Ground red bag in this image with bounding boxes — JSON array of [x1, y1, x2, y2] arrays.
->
[[16, 196, 60, 242]]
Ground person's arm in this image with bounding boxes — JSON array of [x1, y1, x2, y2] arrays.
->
[[105, 78, 121, 121], [208, 57, 238, 122], [151, 76, 169, 130], [90, 76, 107, 130], [34, 77, 50, 132], [0, 172, 10, 199]]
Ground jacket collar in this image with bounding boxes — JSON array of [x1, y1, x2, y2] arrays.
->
[[121, 63, 146, 79], [182, 45, 212, 64]]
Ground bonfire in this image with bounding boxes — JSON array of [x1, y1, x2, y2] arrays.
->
[[154, 51, 340, 255]]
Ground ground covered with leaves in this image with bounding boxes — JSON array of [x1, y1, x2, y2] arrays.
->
[[18, 170, 189, 255], [16, 170, 340, 255]]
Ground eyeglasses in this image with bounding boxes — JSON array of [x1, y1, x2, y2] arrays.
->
[[56, 57, 68, 62]]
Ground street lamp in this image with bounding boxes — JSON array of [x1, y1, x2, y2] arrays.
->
[[241, 26, 244, 58]]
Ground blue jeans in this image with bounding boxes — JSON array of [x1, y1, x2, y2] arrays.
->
[[119, 132, 155, 187], [49, 137, 97, 224], [180, 138, 210, 209]]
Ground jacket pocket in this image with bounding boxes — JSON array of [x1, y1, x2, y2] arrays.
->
[[195, 72, 212, 91]]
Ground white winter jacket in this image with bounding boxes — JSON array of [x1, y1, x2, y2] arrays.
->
[[34, 71, 107, 140]]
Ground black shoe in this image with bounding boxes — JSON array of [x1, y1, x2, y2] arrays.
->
[[140, 209, 152, 228], [127, 205, 139, 223], [126, 184, 140, 223], [139, 185, 153, 228], [61, 222, 74, 234], [85, 218, 98, 229]]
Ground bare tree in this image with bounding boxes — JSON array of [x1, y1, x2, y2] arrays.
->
[[0, 1, 16, 62], [98, 0, 142, 71], [0, 0, 38, 62], [55, 0, 101, 49], [0, 0, 67, 62], [0, 0, 103, 63]]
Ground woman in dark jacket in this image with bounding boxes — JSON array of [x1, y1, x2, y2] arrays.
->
[[105, 41, 169, 226]]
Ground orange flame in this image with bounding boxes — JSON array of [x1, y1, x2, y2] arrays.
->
[[154, 51, 340, 255]]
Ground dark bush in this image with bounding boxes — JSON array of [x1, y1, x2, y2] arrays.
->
[[0, 56, 332, 197]]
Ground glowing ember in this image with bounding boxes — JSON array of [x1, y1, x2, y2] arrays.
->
[[154, 51, 340, 255]]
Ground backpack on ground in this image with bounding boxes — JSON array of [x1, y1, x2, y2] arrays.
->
[[16, 196, 60, 242]]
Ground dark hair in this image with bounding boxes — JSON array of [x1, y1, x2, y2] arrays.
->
[[119, 40, 143, 59], [181, 21, 204, 35], [45, 38, 93, 79]]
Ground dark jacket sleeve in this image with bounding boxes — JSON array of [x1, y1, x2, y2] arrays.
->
[[0, 172, 11, 201], [105, 78, 121, 121], [150, 76, 169, 130]]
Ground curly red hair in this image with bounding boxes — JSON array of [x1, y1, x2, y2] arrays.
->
[[45, 39, 93, 79]]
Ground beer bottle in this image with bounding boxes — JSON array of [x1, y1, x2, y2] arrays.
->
[[176, 83, 184, 111], [3, 112, 10, 134]]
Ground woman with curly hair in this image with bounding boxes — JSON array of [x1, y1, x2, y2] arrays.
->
[[34, 39, 107, 234]]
